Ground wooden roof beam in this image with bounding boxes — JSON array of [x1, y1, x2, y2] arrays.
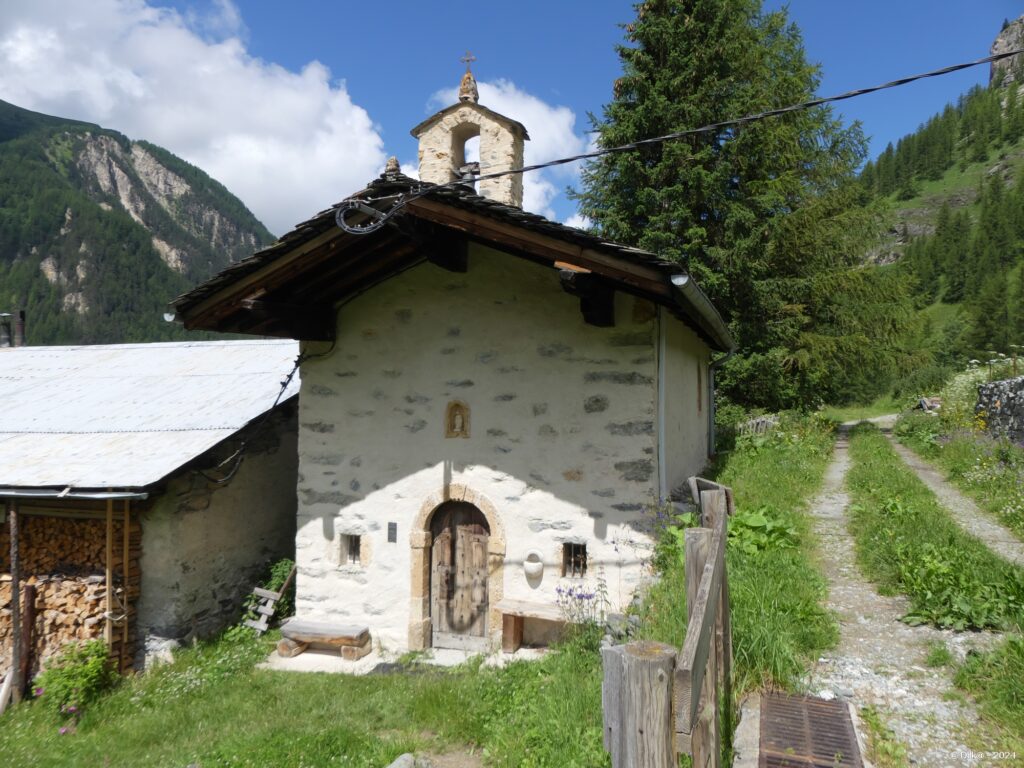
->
[[404, 198, 670, 296], [559, 270, 615, 328]]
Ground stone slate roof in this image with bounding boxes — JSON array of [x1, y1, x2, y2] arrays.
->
[[171, 171, 733, 351]]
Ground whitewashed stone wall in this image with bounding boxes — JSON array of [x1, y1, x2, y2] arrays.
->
[[295, 244, 710, 652], [137, 405, 298, 661], [416, 104, 525, 207], [663, 312, 712, 493]]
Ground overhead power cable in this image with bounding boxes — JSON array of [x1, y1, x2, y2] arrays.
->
[[336, 46, 1024, 235]]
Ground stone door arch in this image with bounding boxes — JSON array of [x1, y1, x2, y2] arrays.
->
[[408, 484, 505, 650]]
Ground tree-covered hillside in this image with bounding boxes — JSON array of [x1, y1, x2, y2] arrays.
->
[[0, 99, 274, 345], [863, 60, 1024, 375]]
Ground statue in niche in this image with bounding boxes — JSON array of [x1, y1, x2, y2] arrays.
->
[[445, 401, 470, 438]]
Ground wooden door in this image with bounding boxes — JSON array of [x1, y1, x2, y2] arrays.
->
[[430, 502, 489, 650]]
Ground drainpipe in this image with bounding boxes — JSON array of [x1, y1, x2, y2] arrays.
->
[[656, 307, 668, 501], [708, 349, 735, 456]]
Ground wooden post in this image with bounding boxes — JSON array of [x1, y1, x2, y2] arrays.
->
[[8, 500, 21, 703], [601, 644, 626, 768], [121, 500, 130, 672], [105, 498, 113, 648], [701, 490, 728, 766], [622, 641, 676, 768], [685, 526, 713, 767]]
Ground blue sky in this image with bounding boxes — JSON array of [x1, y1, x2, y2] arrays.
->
[[0, 1, 1020, 232]]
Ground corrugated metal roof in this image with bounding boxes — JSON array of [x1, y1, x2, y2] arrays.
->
[[0, 339, 299, 490]]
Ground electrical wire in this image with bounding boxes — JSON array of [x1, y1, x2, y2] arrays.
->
[[196, 337, 336, 487], [336, 46, 1024, 235]]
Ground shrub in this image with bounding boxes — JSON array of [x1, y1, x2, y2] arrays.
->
[[890, 363, 953, 401], [33, 640, 116, 719]]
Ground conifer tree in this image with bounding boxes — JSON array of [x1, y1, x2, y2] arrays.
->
[[1013, 268, 1024, 346], [573, 0, 914, 408], [970, 275, 1010, 353]]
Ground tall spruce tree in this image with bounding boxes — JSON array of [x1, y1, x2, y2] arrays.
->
[[572, 0, 915, 408]]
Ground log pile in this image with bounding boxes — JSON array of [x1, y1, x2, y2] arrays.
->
[[1, 513, 141, 675]]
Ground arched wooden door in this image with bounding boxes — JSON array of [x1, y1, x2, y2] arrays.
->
[[429, 501, 490, 651]]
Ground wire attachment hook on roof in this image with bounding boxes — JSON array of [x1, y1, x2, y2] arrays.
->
[[335, 198, 399, 234]]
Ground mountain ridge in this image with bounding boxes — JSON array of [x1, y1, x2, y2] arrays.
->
[[0, 98, 274, 344]]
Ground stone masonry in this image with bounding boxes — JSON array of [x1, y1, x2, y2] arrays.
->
[[414, 102, 526, 208], [293, 243, 710, 652], [977, 375, 1024, 443]]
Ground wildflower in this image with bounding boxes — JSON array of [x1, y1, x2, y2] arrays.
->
[[33, 687, 44, 697], [59, 727, 68, 735]]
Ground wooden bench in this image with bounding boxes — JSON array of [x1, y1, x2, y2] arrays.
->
[[494, 599, 567, 653], [277, 619, 371, 660]]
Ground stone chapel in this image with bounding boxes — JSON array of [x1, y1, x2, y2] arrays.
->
[[171, 66, 733, 654]]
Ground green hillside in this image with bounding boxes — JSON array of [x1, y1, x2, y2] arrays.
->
[[0, 99, 274, 345], [858, 65, 1024, 382]]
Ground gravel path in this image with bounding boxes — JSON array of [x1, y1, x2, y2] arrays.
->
[[887, 438, 1024, 568], [805, 428, 1002, 767]]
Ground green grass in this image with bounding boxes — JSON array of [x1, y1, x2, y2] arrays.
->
[[923, 640, 953, 669], [896, 412, 1024, 540], [0, 628, 608, 768], [887, 147, 1024, 217], [820, 394, 901, 424], [845, 424, 1024, 630], [955, 635, 1024, 752], [848, 424, 1024, 750], [637, 414, 839, 692], [858, 705, 909, 768]]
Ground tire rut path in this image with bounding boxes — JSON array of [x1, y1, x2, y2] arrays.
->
[[886, 437, 1024, 568], [805, 428, 1000, 766]]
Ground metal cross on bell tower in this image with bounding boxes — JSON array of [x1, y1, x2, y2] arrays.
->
[[458, 51, 479, 103]]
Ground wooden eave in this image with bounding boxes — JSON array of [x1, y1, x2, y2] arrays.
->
[[175, 191, 732, 351]]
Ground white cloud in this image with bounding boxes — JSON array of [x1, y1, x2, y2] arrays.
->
[[563, 213, 593, 231], [431, 79, 587, 219], [0, 0, 385, 235]]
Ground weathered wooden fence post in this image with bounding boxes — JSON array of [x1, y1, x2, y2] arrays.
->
[[604, 478, 733, 768], [685, 523, 715, 768], [603, 640, 677, 768], [602, 644, 626, 767]]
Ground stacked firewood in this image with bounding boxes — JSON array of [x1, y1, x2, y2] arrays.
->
[[0, 575, 111, 671], [1, 514, 141, 674], [0, 517, 109, 573]]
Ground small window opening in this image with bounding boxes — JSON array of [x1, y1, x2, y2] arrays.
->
[[340, 534, 362, 566], [562, 542, 587, 578]]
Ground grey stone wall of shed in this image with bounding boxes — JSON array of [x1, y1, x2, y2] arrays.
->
[[135, 404, 298, 666]]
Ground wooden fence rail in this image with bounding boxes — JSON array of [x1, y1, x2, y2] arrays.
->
[[602, 478, 734, 768]]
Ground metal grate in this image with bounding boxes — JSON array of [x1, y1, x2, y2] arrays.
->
[[759, 692, 862, 768]]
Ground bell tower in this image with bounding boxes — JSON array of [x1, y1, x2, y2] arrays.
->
[[411, 54, 529, 208]]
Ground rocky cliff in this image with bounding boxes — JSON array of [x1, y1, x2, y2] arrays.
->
[[0, 99, 274, 344], [992, 16, 1024, 86]]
